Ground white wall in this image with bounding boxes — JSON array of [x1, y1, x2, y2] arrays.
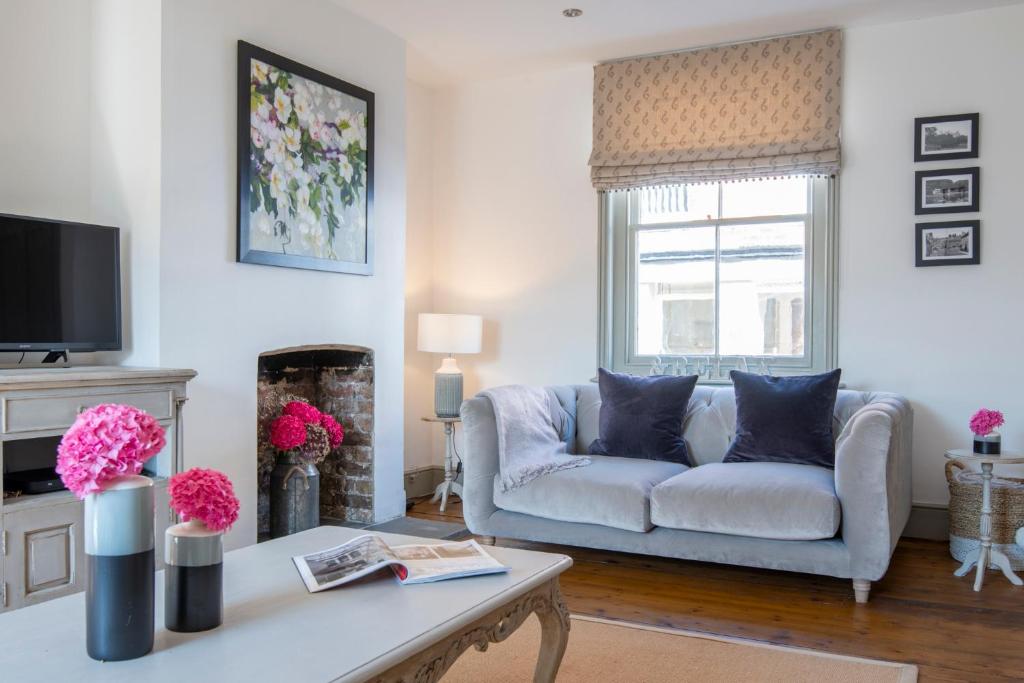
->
[[90, 0, 162, 366], [405, 65, 599, 471], [0, 1, 93, 221], [158, 0, 408, 547], [404, 80, 441, 471], [840, 5, 1024, 504], [0, 0, 160, 366], [430, 64, 598, 395], [409, 5, 1024, 506]]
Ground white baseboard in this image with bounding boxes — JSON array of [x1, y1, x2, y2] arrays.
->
[[903, 504, 949, 541], [404, 466, 445, 499]]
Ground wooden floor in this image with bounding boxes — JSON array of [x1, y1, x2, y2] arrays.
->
[[409, 497, 1023, 682]]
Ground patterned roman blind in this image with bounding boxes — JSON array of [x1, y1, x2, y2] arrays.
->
[[589, 29, 842, 190]]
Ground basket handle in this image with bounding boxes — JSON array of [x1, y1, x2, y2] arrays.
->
[[945, 458, 967, 483]]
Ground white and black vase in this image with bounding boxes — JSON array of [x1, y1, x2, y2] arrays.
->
[[85, 474, 155, 661], [974, 430, 1002, 455], [165, 520, 223, 632]]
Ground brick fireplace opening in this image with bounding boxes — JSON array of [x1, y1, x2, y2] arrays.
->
[[257, 345, 374, 536]]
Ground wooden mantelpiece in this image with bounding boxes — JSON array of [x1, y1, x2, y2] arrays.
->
[[0, 366, 196, 391], [0, 366, 196, 612]]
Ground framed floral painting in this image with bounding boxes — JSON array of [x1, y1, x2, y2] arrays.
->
[[237, 41, 374, 274]]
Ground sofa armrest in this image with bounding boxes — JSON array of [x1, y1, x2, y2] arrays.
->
[[459, 396, 500, 532], [834, 396, 913, 580]]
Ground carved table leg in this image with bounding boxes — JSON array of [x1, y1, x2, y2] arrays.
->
[[533, 582, 570, 682], [373, 577, 570, 683], [974, 463, 994, 592]]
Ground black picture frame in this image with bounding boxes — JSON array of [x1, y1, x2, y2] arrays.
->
[[914, 113, 979, 162], [915, 220, 980, 267], [237, 40, 375, 275], [915, 166, 979, 215]]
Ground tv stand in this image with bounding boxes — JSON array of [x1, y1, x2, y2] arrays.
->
[[0, 366, 196, 612], [40, 350, 69, 365]]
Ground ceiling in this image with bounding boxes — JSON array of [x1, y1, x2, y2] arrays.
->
[[334, 0, 1022, 86]]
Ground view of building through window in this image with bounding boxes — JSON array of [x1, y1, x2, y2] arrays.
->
[[635, 177, 809, 360]]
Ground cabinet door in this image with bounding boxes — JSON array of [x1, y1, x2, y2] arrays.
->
[[3, 501, 85, 610]]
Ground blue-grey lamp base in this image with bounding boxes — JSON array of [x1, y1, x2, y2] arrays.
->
[[434, 373, 463, 418]]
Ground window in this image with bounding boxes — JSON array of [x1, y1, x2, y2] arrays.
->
[[600, 176, 836, 380]]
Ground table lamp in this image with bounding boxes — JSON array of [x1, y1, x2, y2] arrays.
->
[[417, 313, 482, 417]]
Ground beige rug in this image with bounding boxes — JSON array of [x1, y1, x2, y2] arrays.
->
[[444, 615, 917, 682]]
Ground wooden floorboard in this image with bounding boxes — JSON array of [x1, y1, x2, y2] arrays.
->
[[409, 497, 1023, 681]]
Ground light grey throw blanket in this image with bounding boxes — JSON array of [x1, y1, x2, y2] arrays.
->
[[480, 385, 590, 492]]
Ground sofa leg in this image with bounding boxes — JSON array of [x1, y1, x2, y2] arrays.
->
[[478, 535, 496, 546], [852, 579, 871, 604]]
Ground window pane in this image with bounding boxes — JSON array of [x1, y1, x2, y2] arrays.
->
[[638, 184, 718, 224], [719, 222, 806, 356], [635, 227, 716, 356], [721, 177, 808, 218]]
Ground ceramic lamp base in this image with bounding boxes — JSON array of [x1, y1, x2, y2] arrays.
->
[[434, 357, 464, 418]]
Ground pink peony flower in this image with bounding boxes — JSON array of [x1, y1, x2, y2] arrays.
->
[[320, 413, 344, 449], [168, 468, 240, 532], [56, 404, 166, 499], [283, 400, 322, 425], [970, 409, 1005, 436], [270, 414, 307, 450]]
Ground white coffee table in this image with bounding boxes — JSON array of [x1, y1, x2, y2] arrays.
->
[[945, 448, 1024, 591], [0, 526, 572, 682]]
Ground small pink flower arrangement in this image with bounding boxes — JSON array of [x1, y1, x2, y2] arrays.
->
[[970, 409, 1005, 436], [56, 404, 166, 498], [268, 400, 344, 464], [168, 468, 240, 532]]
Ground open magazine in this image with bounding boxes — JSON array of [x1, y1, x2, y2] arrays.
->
[[292, 534, 509, 592]]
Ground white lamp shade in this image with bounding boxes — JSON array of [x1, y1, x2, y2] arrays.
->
[[417, 313, 482, 354]]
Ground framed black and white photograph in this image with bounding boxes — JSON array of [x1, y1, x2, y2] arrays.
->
[[915, 220, 980, 267], [915, 167, 979, 215], [914, 113, 979, 162], [237, 41, 374, 275]]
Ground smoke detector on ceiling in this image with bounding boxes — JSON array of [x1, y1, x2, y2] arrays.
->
[[562, 8, 583, 18]]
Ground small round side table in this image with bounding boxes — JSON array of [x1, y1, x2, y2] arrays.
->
[[422, 416, 462, 512], [944, 448, 1024, 591]]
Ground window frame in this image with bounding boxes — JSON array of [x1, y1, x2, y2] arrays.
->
[[598, 176, 838, 382]]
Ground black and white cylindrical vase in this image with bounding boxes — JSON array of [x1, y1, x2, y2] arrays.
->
[[165, 520, 223, 632], [974, 431, 1002, 455], [84, 474, 155, 661]]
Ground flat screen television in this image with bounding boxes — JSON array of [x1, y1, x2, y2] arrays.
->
[[0, 213, 122, 354]]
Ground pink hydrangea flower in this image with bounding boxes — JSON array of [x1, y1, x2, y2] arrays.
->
[[320, 413, 345, 449], [56, 404, 166, 499], [970, 409, 1005, 436], [168, 468, 240, 532], [270, 414, 307, 450], [283, 400, 322, 425]]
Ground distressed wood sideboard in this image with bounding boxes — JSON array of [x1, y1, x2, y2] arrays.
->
[[0, 366, 196, 611]]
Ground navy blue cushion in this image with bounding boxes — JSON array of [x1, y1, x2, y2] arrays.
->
[[723, 369, 842, 469], [589, 368, 698, 465]]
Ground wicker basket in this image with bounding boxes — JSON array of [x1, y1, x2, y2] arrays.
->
[[946, 459, 1024, 569]]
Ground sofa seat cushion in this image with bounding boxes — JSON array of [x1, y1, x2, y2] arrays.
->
[[493, 455, 687, 532], [650, 462, 841, 541]]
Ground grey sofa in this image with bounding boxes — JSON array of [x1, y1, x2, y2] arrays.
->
[[460, 383, 912, 603]]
